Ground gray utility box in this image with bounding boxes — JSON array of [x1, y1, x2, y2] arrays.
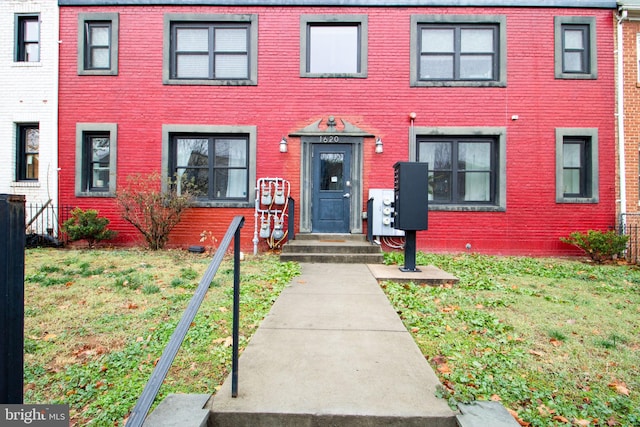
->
[[368, 189, 405, 237], [393, 162, 428, 231]]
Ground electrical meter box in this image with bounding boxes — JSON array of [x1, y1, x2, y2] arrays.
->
[[368, 189, 405, 237], [393, 162, 428, 231]]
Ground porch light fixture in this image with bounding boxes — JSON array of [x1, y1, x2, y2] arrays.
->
[[375, 137, 383, 154], [279, 136, 288, 153]]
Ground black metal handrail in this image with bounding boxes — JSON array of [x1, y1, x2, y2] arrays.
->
[[126, 215, 245, 427]]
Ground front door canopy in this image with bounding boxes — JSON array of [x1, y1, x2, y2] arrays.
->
[[289, 116, 374, 138]]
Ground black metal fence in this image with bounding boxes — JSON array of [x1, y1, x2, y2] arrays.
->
[[25, 202, 71, 247], [619, 213, 640, 264]]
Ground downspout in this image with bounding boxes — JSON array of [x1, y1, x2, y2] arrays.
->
[[617, 8, 627, 229]]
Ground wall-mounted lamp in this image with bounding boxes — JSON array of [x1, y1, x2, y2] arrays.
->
[[375, 137, 384, 154], [279, 136, 288, 153]]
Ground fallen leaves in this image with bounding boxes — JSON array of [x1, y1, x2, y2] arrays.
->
[[553, 415, 569, 423], [608, 379, 630, 396], [43, 333, 57, 342], [550, 338, 563, 347], [212, 336, 233, 347], [507, 407, 530, 426]]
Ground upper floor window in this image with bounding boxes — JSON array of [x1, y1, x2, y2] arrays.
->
[[556, 128, 598, 203], [78, 13, 119, 75], [163, 14, 258, 86], [419, 24, 497, 81], [554, 16, 597, 80], [16, 14, 40, 62], [411, 15, 506, 87], [75, 123, 118, 197], [301, 15, 368, 78], [16, 124, 39, 181]]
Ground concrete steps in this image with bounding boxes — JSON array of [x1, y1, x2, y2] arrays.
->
[[280, 234, 383, 264]]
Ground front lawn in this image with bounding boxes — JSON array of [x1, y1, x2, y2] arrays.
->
[[383, 252, 640, 427], [22, 248, 640, 426], [23, 248, 299, 426]]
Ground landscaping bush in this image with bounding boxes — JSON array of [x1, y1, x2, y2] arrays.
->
[[560, 229, 628, 263], [61, 207, 117, 248], [116, 172, 193, 250]]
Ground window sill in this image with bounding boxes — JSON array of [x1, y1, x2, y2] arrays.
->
[[163, 78, 256, 86], [191, 201, 254, 209], [301, 73, 367, 79], [556, 197, 598, 204], [12, 181, 40, 188], [428, 204, 505, 212], [555, 73, 597, 80], [411, 80, 506, 88], [12, 62, 42, 68], [78, 69, 118, 76], [76, 191, 115, 198]]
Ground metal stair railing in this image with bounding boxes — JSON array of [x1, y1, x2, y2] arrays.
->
[[126, 215, 245, 427]]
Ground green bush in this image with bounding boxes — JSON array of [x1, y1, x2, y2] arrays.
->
[[62, 208, 117, 248], [560, 229, 628, 263]]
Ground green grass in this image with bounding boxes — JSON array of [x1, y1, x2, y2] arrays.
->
[[23, 248, 300, 426], [23, 249, 640, 426], [382, 251, 640, 427]]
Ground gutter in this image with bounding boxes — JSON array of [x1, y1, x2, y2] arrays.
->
[[617, 6, 628, 227]]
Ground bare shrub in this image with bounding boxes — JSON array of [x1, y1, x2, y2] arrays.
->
[[116, 172, 193, 250]]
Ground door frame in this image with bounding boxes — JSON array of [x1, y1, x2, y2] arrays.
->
[[299, 136, 363, 234], [311, 143, 352, 233]]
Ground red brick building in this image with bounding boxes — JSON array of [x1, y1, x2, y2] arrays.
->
[[57, 0, 617, 255], [617, 2, 640, 236]]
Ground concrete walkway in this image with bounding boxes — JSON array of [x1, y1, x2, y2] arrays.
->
[[208, 263, 458, 427]]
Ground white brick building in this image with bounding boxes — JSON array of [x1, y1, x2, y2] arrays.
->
[[0, 0, 58, 216]]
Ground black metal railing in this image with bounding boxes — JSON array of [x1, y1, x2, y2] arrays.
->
[[126, 215, 245, 427], [25, 202, 71, 247], [619, 213, 640, 264]]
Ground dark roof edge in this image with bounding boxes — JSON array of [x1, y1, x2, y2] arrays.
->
[[58, 0, 617, 8]]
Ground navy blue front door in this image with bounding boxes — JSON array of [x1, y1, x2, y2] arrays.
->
[[312, 144, 352, 233]]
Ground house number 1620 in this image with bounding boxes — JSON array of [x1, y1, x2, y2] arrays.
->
[[320, 135, 339, 143]]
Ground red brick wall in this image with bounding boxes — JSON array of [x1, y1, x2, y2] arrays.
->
[[622, 20, 640, 217], [58, 5, 616, 255]]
